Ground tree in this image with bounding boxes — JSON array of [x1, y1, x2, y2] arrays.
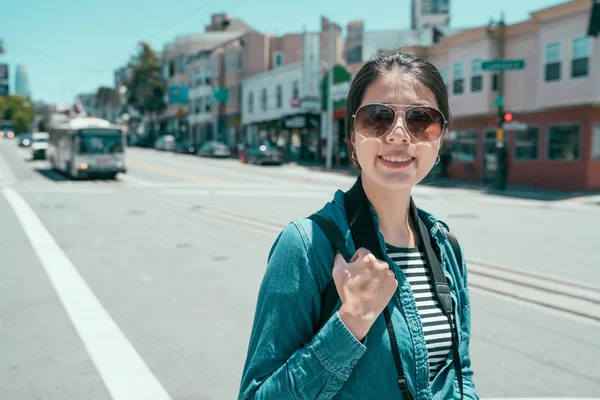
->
[[125, 42, 166, 137], [96, 86, 120, 109], [95, 86, 120, 121], [38, 116, 49, 132], [1, 95, 35, 133]]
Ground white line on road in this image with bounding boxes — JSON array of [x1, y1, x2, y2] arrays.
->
[[1, 187, 172, 400], [0, 149, 17, 185]]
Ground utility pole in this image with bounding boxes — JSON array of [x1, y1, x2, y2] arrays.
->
[[493, 13, 508, 191], [325, 23, 334, 170]]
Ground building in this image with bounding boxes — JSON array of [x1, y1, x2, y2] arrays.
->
[[239, 17, 345, 162], [425, 0, 600, 191], [15, 64, 30, 99], [187, 49, 215, 144], [412, 0, 451, 30], [159, 14, 252, 141]]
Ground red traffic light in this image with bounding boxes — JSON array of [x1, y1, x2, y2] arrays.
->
[[503, 112, 514, 123]]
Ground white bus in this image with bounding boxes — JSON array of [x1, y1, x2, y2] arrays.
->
[[47, 114, 127, 180]]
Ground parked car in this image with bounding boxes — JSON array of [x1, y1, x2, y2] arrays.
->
[[244, 143, 285, 165], [154, 135, 175, 151], [174, 139, 198, 155], [19, 133, 32, 147], [31, 132, 50, 160], [197, 141, 232, 158]]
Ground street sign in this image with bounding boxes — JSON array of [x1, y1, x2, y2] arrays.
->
[[504, 121, 528, 131], [494, 97, 503, 107], [482, 59, 525, 71]]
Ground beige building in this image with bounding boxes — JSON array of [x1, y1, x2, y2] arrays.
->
[[209, 17, 345, 155], [425, 0, 600, 191]]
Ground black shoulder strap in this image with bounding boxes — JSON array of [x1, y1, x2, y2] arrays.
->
[[307, 214, 347, 333], [409, 198, 453, 316], [344, 177, 414, 400], [438, 224, 463, 270]]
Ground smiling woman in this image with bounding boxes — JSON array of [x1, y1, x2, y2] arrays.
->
[[239, 49, 478, 400]]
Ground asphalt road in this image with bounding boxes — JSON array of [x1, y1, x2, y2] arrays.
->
[[1, 139, 599, 400]]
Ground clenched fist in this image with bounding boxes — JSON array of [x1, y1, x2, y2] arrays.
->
[[333, 248, 398, 341]]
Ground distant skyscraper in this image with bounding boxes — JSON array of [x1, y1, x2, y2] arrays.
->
[[412, 0, 450, 30], [15, 64, 31, 99]]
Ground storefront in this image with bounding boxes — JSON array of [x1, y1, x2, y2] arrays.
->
[[447, 104, 600, 191]]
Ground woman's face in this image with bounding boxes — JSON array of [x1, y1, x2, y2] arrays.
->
[[352, 73, 445, 190]]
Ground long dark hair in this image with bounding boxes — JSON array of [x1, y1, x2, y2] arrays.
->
[[344, 49, 450, 146]]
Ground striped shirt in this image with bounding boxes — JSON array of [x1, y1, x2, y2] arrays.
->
[[386, 244, 453, 381]]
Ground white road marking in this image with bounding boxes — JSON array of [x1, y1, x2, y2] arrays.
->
[[0, 150, 17, 185], [1, 187, 172, 400]]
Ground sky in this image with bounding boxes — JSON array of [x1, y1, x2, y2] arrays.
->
[[1, 0, 570, 105]]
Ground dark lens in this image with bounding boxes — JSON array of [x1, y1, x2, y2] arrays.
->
[[355, 104, 395, 138], [405, 107, 444, 142]]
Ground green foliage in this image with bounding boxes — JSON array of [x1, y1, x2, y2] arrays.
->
[[1, 95, 35, 133], [125, 42, 166, 115]]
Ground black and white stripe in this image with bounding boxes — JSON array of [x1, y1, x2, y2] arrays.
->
[[387, 244, 453, 381]]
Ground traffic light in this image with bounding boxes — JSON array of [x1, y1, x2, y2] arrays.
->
[[503, 111, 514, 123]]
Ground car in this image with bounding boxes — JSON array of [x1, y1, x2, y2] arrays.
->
[[31, 132, 50, 160], [154, 135, 175, 151], [174, 139, 198, 155], [244, 143, 285, 165], [197, 141, 232, 158], [18, 133, 32, 147]]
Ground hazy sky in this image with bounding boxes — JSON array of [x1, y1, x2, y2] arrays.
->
[[1, 0, 568, 104]]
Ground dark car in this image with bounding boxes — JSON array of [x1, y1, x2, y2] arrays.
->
[[244, 143, 285, 165], [19, 133, 32, 147], [174, 139, 198, 155], [197, 141, 232, 158]]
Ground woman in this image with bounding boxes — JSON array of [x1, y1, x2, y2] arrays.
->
[[239, 50, 478, 400]]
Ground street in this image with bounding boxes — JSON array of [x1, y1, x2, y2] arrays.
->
[[1, 139, 599, 400]]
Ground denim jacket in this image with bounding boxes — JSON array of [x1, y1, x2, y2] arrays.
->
[[239, 189, 478, 400]]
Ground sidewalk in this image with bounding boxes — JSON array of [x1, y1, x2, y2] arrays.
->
[[287, 160, 600, 205]]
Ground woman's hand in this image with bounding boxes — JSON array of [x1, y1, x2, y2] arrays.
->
[[333, 248, 398, 341]]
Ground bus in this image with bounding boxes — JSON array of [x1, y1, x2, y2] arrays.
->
[[47, 113, 127, 180]]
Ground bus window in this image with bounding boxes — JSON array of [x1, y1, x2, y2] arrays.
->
[[78, 130, 123, 154]]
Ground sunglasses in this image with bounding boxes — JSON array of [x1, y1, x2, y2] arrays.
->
[[352, 103, 447, 143]]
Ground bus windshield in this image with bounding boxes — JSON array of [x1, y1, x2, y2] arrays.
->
[[78, 130, 123, 154]]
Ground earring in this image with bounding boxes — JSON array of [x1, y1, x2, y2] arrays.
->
[[434, 154, 440, 165], [351, 150, 358, 167]]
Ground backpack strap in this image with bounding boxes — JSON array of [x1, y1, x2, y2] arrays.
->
[[438, 223, 464, 270], [307, 214, 348, 333]]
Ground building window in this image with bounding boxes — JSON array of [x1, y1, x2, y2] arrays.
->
[[179, 55, 186, 72], [163, 63, 169, 79], [194, 98, 202, 114], [248, 91, 254, 114], [547, 124, 580, 161], [238, 51, 245, 71], [571, 37, 590, 78], [470, 59, 483, 92], [194, 70, 204, 88], [545, 42, 562, 82], [492, 73, 499, 91], [292, 80, 299, 98], [452, 131, 477, 161], [273, 52, 284, 68], [347, 46, 362, 63], [205, 68, 212, 85], [276, 85, 282, 108], [205, 96, 212, 112], [514, 127, 540, 161], [261, 88, 267, 110], [593, 124, 600, 160], [452, 62, 464, 95], [169, 60, 175, 77]]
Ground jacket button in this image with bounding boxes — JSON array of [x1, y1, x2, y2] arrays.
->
[[411, 320, 419, 330]]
